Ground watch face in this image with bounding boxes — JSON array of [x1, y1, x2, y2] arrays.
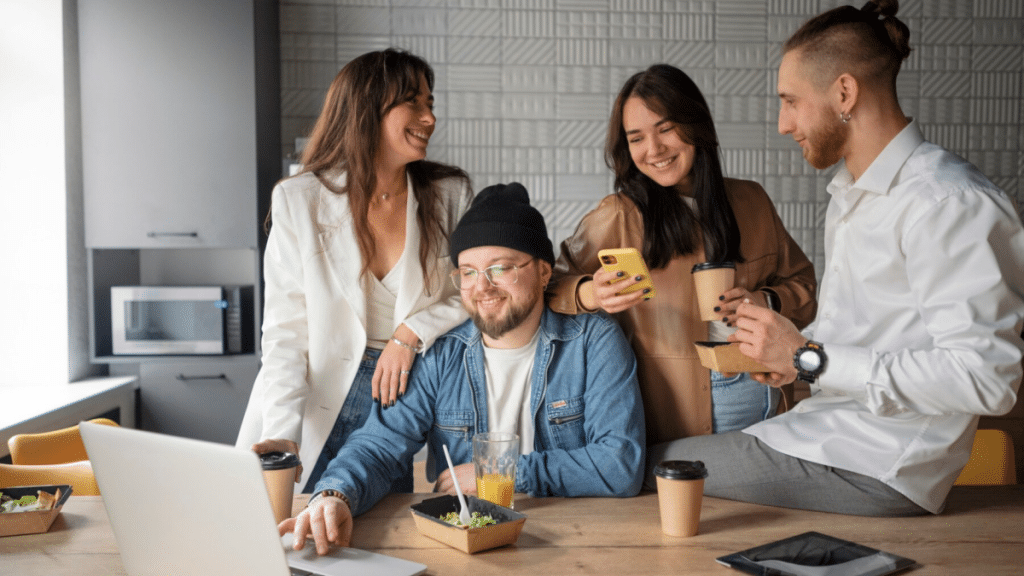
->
[[799, 349, 822, 372]]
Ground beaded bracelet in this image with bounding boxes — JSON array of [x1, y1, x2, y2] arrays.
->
[[310, 489, 351, 510], [391, 337, 423, 353]]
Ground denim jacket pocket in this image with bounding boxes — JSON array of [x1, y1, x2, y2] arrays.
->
[[546, 396, 586, 449], [432, 410, 474, 444]]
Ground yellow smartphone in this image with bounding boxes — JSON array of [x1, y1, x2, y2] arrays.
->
[[598, 248, 656, 300]]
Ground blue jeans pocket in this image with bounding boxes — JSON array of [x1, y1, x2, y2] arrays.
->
[[710, 371, 779, 434]]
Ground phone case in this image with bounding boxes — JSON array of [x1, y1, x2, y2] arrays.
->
[[598, 248, 656, 299]]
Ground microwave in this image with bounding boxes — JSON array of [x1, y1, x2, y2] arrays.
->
[[111, 286, 254, 355]]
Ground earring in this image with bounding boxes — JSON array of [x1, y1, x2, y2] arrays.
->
[[840, 112, 851, 124]]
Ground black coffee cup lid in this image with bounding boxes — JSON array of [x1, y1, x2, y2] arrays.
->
[[691, 261, 735, 273], [259, 451, 300, 470], [654, 460, 708, 480]]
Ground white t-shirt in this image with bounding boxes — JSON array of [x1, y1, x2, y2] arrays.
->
[[482, 330, 539, 455]]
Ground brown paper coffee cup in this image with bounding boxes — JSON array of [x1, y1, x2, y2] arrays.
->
[[654, 460, 708, 537], [692, 262, 736, 321], [260, 451, 299, 524]]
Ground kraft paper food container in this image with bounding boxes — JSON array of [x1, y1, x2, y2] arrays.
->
[[0, 484, 73, 537], [694, 341, 771, 374], [410, 494, 526, 554]]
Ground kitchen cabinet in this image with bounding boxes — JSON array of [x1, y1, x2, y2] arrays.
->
[[79, 0, 259, 249], [78, 0, 280, 444], [138, 358, 259, 444]]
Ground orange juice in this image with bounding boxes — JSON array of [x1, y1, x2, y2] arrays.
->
[[476, 473, 514, 507]]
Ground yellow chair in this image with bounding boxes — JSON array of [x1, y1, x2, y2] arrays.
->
[[955, 429, 1017, 486], [8, 418, 119, 465], [0, 461, 99, 495]]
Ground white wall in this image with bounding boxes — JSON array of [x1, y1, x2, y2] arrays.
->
[[279, 0, 1024, 276]]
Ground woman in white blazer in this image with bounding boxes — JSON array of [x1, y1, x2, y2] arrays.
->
[[236, 49, 473, 492]]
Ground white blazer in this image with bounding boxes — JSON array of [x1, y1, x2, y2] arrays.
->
[[236, 169, 473, 488]]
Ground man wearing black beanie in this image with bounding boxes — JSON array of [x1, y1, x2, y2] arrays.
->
[[449, 182, 555, 268], [286, 183, 646, 554]]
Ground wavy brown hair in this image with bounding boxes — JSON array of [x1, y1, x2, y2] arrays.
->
[[606, 64, 742, 269], [295, 48, 469, 283], [783, 0, 912, 92]]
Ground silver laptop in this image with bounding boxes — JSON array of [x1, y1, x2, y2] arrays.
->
[[80, 421, 426, 576]]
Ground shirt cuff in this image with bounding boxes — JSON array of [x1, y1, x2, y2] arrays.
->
[[815, 342, 872, 400]]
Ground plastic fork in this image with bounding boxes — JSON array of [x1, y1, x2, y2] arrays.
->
[[442, 444, 471, 526]]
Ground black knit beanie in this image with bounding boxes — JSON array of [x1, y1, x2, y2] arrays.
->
[[450, 182, 555, 267]]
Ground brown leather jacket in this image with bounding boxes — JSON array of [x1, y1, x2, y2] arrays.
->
[[548, 179, 817, 444]]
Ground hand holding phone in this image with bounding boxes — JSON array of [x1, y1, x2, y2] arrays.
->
[[598, 248, 656, 300]]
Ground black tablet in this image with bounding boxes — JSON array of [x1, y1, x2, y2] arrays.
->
[[716, 531, 917, 576]]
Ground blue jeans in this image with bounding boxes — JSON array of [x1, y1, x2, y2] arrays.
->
[[303, 349, 414, 494], [710, 371, 779, 433]]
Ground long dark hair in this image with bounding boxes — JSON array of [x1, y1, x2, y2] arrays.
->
[[294, 48, 469, 282], [606, 64, 741, 269]]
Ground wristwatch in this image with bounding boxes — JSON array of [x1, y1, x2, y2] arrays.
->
[[793, 340, 827, 383], [761, 288, 780, 312]]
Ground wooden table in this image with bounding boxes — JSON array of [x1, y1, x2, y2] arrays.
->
[[3, 487, 1023, 575]]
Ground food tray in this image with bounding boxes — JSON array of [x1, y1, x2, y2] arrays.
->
[[0, 484, 73, 537], [694, 341, 771, 374], [410, 494, 526, 554]]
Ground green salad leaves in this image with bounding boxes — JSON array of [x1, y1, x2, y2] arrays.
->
[[440, 511, 496, 528]]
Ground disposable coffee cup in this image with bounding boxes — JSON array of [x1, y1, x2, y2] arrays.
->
[[260, 451, 300, 524], [691, 262, 736, 321], [654, 460, 708, 537]]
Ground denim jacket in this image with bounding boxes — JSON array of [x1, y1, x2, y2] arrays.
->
[[314, 308, 646, 516]]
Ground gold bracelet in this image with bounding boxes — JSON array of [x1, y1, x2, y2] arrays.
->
[[391, 337, 422, 352]]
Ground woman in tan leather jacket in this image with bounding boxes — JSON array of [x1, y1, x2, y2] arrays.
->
[[548, 64, 817, 445]]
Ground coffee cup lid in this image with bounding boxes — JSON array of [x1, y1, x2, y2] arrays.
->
[[259, 451, 300, 470], [654, 460, 708, 480], [691, 261, 735, 273]]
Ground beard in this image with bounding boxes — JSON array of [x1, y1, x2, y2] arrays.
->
[[467, 283, 543, 340], [804, 113, 849, 169]]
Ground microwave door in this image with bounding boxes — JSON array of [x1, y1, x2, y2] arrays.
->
[[112, 286, 225, 355]]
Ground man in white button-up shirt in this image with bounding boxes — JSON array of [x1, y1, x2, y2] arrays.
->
[[647, 1, 1024, 516]]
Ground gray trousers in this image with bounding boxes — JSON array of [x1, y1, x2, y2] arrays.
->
[[645, 431, 929, 517]]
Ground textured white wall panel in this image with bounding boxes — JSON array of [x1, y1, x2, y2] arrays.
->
[[278, 0, 1024, 276]]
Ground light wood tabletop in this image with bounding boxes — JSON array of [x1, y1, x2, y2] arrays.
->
[[3, 487, 1022, 575]]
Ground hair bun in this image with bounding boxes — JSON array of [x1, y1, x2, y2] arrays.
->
[[860, 0, 899, 17]]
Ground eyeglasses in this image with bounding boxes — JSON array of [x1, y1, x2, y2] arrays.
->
[[450, 259, 534, 290]]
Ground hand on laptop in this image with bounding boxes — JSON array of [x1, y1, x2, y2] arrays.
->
[[279, 494, 353, 555], [252, 438, 303, 483]]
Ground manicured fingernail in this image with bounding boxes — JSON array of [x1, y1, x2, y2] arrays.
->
[[719, 295, 725, 300], [635, 275, 643, 281], [616, 271, 624, 277], [713, 306, 720, 312], [642, 288, 650, 294], [373, 397, 379, 403]]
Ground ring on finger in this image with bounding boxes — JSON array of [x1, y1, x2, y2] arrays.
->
[[400, 370, 410, 375]]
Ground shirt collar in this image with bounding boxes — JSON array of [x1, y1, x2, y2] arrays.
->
[[827, 119, 924, 198]]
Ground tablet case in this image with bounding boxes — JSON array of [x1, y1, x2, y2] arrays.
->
[[716, 531, 917, 576]]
